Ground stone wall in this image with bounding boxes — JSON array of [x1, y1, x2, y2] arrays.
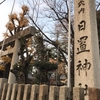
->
[[0, 83, 70, 100], [0, 83, 100, 100]]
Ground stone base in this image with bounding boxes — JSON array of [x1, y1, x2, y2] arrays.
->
[[73, 87, 100, 100]]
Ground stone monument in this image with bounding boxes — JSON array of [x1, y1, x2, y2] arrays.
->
[[74, 0, 100, 88]]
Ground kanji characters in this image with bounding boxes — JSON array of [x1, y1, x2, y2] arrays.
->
[[78, 20, 86, 31], [76, 59, 91, 76], [77, 36, 90, 54]]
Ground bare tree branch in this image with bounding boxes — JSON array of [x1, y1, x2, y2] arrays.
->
[[0, 0, 6, 5]]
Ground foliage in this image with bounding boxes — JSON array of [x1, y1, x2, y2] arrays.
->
[[1, 56, 11, 63], [11, 63, 25, 84], [33, 60, 58, 71], [0, 65, 5, 71], [5, 5, 29, 36], [22, 0, 72, 85], [0, 56, 11, 78], [32, 60, 57, 84], [0, 56, 11, 70]]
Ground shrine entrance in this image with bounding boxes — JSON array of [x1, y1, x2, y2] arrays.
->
[[0, 26, 37, 83]]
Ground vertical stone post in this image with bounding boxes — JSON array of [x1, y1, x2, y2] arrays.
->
[[73, 87, 84, 100], [1, 83, 8, 100], [38, 84, 48, 100], [16, 84, 24, 100], [59, 86, 70, 100], [30, 84, 39, 100], [0, 78, 7, 96], [11, 84, 18, 100], [74, 0, 100, 88], [88, 88, 100, 100], [48, 86, 59, 100], [23, 84, 31, 100], [8, 39, 20, 83], [5, 84, 13, 100]]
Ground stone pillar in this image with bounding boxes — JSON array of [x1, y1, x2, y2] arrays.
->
[[23, 84, 31, 100], [59, 86, 70, 100], [38, 85, 48, 100], [8, 39, 20, 83], [5, 84, 12, 100], [88, 88, 100, 100], [0, 78, 7, 96], [30, 84, 39, 100], [1, 83, 8, 100], [74, 0, 100, 88], [48, 86, 59, 100], [73, 87, 84, 100], [11, 84, 18, 100], [16, 84, 24, 100]]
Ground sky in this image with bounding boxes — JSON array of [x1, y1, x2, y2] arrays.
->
[[0, 0, 47, 41], [0, 0, 21, 41], [0, 0, 99, 42]]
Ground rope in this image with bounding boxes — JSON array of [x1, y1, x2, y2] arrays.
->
[[0, 0, 16, 58]]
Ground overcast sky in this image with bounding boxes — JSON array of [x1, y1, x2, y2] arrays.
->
[[0, 0, 99, 42], [0, 0, 45, 41], [0, 0, 21, 41]]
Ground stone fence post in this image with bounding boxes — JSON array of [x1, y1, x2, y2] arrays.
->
[[38, 84, 48, 100], [59, 86, 70, 100], [0, 78, 7, 97], [49, 86, 59, 100], [73, 87, 84, 100], [30, 84, 39, 100]]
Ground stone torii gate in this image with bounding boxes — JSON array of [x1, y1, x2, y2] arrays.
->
[[0, 26, 37, 83]]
